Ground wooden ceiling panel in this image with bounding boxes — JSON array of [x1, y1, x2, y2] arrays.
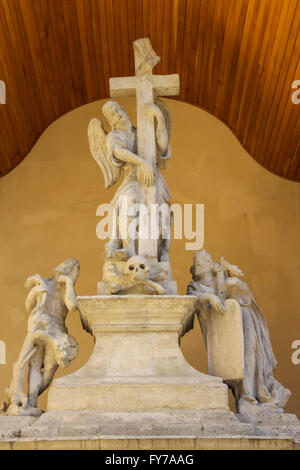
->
[[0, 0, 299, 180]]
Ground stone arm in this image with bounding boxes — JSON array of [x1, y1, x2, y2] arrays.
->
[[113, 144, 143, 166], [113, 144, 154, 187], [197, 293, 225, 316], [154, 108, 169, 156], [25, 284, 48, 313], [143, 103, 169, 156], [212, 259, 244, 299], [212, 263, 227, 297], [58, 275, 78, 312], [187, 281, 225, 315]]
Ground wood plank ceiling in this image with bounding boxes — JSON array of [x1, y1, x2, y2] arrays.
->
[[0, 0, 299, 180]]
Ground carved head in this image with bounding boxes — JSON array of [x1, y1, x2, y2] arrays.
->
[[125, 255, 151, 282], [191, 249, 214, 280], [133, 38, 160, 76], [102, 101, 131, 129], [54, 258, 80, 284]]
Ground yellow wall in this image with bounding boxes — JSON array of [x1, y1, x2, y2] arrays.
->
[[0, 98, 299, 415]]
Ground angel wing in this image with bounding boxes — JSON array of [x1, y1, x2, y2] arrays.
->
[[220, 257, 244, 278], [88, 117, 121, 189], [155, 98, 172, 139]]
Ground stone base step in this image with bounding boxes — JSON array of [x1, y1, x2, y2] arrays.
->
[[1, 410, 300, 449], [0, 409, 253, 440], [0, 436, 299, 451], [237, 411, 300, 442]]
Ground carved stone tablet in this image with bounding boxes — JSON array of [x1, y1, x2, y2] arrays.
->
[[206, 299, 244, 382]]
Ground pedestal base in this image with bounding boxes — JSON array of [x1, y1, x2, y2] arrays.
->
[[1, 296, 299, 447], [238, 411, 300, 442], [48, 296, 230, 413], [45, 295, 252, 436], [16, 409, 254, 439], [0, 435, 299, 451], [0, 411, 299, 449], [0, 415, 37, 440]]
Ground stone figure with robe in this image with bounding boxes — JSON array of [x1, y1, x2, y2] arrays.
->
[[88, 98, 172, 263], [187, 249, 291, 417], [88, 40, 178, 296]]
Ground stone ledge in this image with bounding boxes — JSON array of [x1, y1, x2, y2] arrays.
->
[[0, 436, 299, 450]]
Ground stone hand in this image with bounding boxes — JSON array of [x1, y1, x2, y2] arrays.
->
[[143, 103, 162, 119], [212, 262, 222, 273], [137, 159, 154, 187], [207, 294, 226, 315], [25, 274, 42, 288]]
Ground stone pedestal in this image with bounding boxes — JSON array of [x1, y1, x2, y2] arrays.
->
[[48, 296, 229, 411], [45, 295, 251, 437], [2, 295, 300, 444]]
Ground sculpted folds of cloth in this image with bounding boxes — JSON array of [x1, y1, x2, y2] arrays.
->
[[88, 38, 180, 296], [187, 249, 291, 418]]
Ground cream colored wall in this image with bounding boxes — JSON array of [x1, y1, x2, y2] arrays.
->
[[0, 98, 299, 415]]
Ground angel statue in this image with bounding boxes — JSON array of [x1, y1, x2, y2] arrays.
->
[[2, 258, 80, 416], [187, 249, 291, 419], [88, 98, 176, 295]]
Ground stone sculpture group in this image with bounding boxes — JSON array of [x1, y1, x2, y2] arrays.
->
[[1, 38, 299, 443]]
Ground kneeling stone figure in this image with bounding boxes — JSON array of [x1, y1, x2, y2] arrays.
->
[[2, 258, 80, 417], [187, 249, 291, 419]]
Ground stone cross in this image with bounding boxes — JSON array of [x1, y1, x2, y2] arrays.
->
[[109, 38, 179, 259]]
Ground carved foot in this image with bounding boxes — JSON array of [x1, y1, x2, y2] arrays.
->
[[238, 396, 285, 421], [237, 396, 259, 416], [260, 402, 284, 414], [7, 403, 44, 417]]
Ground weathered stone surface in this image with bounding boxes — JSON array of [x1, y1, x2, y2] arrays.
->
[[0, 436, 298, 451], [238, 411, 300, 443], [48, 295, 230, 412], [187, 249, 292, 417], [19, 409, 252, 439], [206, 298, 244, 381], [0, 416, 38, 440], [0, 411, 299, 449]]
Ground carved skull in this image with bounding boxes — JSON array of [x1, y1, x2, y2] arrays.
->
[[125, 256, 151, 282]]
